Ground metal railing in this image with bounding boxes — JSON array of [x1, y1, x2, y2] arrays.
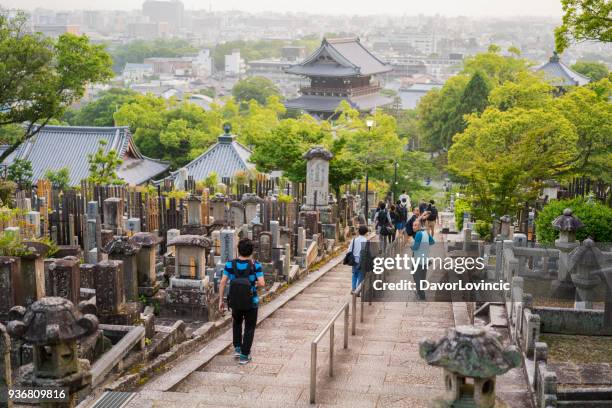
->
[[310, 301, 349, 404]]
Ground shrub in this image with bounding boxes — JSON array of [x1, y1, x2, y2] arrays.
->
[[454, 198, 471, 231], [475, 220, 492, 241], [535, 197, 612, 244]]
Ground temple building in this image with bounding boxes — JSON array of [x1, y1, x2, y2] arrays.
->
[[284, 37, 393, 119], [2, 125, 169, 186], [536, 52, 590, 88]]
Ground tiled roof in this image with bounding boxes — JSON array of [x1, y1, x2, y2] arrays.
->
[[536, 52, 590, 87], [285, 37, 392, 77], [169, 133, 254, 181], [285, 93, 393, 112], [3, 125, 169, 186]]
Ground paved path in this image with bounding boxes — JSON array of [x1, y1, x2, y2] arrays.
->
[[125, 235, 532, 408]]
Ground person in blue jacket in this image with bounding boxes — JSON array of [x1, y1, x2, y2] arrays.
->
[[411, 213, 435, 301]]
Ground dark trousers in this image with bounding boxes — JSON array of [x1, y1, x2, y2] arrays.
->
[[413, 265, 427, 300], [232, 307, 258, 355]]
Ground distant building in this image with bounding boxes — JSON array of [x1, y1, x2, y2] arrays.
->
[[142, 0, 184, 31], [128, 21, 170, 39], [33, 24, 80, 37], [122, 63, 154, 83], [225, 50, 245, 76], [372, 31, 437, 55], [2, 125, 169, 186], [281, 45, 306, 61], [193, 49, 214, 77], [167, 126, 254, 183], [398, 83, 443, 109], [144, 57, 193, 76], [284, 37, 393, 119], [536, 52, 590, 88]]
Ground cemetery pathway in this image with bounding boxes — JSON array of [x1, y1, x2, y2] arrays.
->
[[125, 235, 532, 408]]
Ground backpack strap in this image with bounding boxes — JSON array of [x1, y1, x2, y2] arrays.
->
[[232, 259, 248, 278]]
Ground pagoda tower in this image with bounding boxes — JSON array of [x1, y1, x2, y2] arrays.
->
[[284, 37, 393, 119]]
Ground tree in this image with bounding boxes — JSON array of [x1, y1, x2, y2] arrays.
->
[[448, 107, 578, 220], [0, 12, 113, 161], [488, 72, 555, 111], [7, 159, 33, 188], [65, 88, 137, 126], [109, 38, 198, 73], [44, 167, 70, 190], [571, 61, 609, 81], [232, 77, 281, 106], [555, 0, 612, 53], [87, 140, 124, 185]]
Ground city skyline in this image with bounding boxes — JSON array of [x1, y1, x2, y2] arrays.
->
[[0, 0, 564, 18]]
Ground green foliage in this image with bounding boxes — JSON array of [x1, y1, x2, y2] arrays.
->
[[0, 124, 22, 145], [164, 190, 188, 200], [203, 172, 219, 189], [475, 220, 492, 241], [232, 77, 281, 106], [0, 12, 113, 159], [44, 167, 70, 190], [454, 198, 471, 231], [7, 159, 33, 187], [65, 88, 137, 126], [87, 140, 124, 185], [571, 61, 609, 82], [0, 181, 16, 207], [555, 0, 612, 53], [535, 197, 612, 244], [277, 193, 292, 204], [108, 38, 198, 73], [0, 228, 28, 256], [448, 107, 578, 221]]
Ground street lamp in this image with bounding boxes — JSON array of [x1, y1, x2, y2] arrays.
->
[[364, 119, 374, 224]]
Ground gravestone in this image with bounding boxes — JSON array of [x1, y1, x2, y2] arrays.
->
[[103, 237, 141, 302], [103, 197, 123, 235], [0, 257, 19, 318], [130, 232, 160, 297], [79, 264, 95, 289], [259, 232, 273, 263], [168, 235, 210, 279], [211, 230, 221, 256], [19, 241, 49, 307], [210, 195, 228, 225], [229, 202, 245, 228], [25, 211, 40, 237], [186, 196, 202, 225], [0, 324, 11, 408], [94, 260, 139, 325], [242, 194, 262, 224], [46, 258, 81, 304], [297, 227, 306, 255], [220, 229, 237, 263], [126, 218, 141, 234], [270, 220, 280, 248], [252, 224, 263, 240], [86, 200, 98, 220], [300, 211, 319, 238], [302, 146, 333, 211]]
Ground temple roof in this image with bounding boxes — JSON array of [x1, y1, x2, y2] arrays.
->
[[285, 37, 392, 78], [168, 132, 254, 182], [2, 125, 169, 186], [285, 93, 393, 113], [536, 52, 590, 87]]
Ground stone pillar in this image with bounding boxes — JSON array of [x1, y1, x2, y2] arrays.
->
[[186, 196, 202, 225], [79, 264, 95, 289], [210, 196, 227, 225], [302, 146, 333, 211], [46, 258, 81, 305], [270, 221, 280, 249], [499, 215, 512, 240], [569, 239, 603, 310], [297, 227, 306, 255], [103, 197, 123, 235], [552, 208, 583, 298], [25, 211, 41, 237], [242, 194, 261, 224], [0, 323, 11, 408], [229, 202, 245, 228], [103, 237, 140, 302]]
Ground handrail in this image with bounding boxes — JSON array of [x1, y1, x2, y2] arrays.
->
[[310, 301, 349, 404]]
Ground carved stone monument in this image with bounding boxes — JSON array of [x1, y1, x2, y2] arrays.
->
[[302, 146, 333, 211]]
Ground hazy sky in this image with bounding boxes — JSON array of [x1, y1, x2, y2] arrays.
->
[[0, 0, 563, 18]]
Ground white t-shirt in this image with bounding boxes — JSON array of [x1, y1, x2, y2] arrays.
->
[[399, 194, 411, 209], [350, 235, 368, 263]]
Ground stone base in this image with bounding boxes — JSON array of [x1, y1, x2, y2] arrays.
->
[[18, 358, 92, 395], [99, 302, 140, 326], [180, 224, 208, 236], [162, 287, 209, 321], [550, 280, 576, 300]]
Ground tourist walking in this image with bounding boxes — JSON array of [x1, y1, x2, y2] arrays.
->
[[411, 214, 435, 301], [218, 238, 265, 365], [389, 204, 401, 242], [397, 197, 409, 242], [374, 201, 393, 253], [347, 225, 369, 294], [426, 200, 438, 238], [405, 207, 420, 242], [398, 190, 411, 210], [418, 199, 428, 214]]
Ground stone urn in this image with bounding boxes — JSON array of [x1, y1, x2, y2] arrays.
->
[[420, 326, 521, 408]]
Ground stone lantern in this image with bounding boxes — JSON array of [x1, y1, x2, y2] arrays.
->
[[568, 238, 603, 310], [498, 215, 512, 240], [420, 326, 521, 408], [551, 208, 584, 297], [7, 297, 98, 407]]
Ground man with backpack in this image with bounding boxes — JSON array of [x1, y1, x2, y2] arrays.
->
[[426, 199, 438, 237], [218, 238, 265, 365]]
